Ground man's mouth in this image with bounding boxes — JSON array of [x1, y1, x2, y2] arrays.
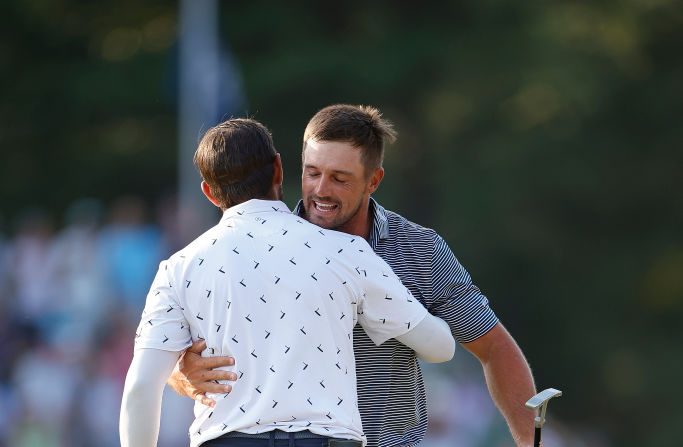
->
[[312, 200, 339, 214]]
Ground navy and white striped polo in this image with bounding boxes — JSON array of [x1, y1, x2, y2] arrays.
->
[[296, 198, 499, 447]]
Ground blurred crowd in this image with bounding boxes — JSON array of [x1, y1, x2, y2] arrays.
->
[[0, 196, 191, 447], [0, 197, 602, 447]]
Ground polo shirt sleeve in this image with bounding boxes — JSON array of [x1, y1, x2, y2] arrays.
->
[[134, 260, 192, 352], [429, 235, 499, 343], [355, 244, 429, 346]]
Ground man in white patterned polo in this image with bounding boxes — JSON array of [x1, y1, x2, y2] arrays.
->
[[119, 118, 456, 447], [171, 105, 539, 446]]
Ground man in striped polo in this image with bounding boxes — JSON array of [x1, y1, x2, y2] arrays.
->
[[171, 105, 538, 446]]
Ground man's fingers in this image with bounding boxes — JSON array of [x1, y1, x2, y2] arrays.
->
[[187, 339, 207, 354], [197, 369, 237, 382], [198, 356, 235, 369], [199, 394, 217, 408], [195, 382, 232, 395], [183, 352, 233, 371], [193, 392, 217, 408]]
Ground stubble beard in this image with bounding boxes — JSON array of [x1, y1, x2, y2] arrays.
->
[[305, 195, 364, 232]]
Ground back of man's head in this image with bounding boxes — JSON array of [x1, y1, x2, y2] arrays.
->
[[194, 118, 277, 209], [303, 104, 397, 175]]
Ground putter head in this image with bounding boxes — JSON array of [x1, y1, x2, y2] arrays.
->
[[525, 388, 562, 410], [526, 388, 562, 428]]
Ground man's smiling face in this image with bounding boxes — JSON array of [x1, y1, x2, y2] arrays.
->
[[301, 139, 379, 236]]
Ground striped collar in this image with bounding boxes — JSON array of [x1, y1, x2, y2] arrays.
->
[[293, 197, 390, 244]]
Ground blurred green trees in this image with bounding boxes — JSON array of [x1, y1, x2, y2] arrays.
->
[[2, 1, 681, 445]]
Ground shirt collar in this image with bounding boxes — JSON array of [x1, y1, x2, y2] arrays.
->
[[221, 199, 292, 221], [369, 197, 390, 242], [293, 197, 390, 243]]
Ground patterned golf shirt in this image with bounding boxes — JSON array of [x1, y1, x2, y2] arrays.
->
[[134, 199, 429, 447]]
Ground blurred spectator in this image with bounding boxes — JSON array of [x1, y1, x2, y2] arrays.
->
[[50, 199, 110, 354], [6, 210, 60, 336], [0, 197, 170, 446], [10, 344, 80, 447], [98, 196, 165, 318], [72, 313, 139, 447]]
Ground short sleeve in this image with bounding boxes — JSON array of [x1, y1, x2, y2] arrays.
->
[[134, 260, 192, 352], [429, 236, 498, 343], [355, 246, 428, 346]]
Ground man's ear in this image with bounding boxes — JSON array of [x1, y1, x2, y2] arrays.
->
[[272, 153, 283, 187], [201, 181, 222, 208], [367, 167, 384, 194]]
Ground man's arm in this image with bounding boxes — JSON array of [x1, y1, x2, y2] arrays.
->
[[351, 237, 455, 360], [463, 323, 536, 447], [166, 321, 457, 410], [427, 235, 536, 445], [120, 348, 181, 447], [395, 313, 455, 363], [166, 339, 237, 407]]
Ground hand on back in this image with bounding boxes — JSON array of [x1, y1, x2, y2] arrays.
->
[[168, 339, 237, 407]]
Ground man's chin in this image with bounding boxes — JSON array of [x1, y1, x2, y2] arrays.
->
[[307, 212, 338, 230], [309, 216, 334, 230]]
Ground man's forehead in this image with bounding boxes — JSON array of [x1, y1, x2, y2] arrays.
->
[[302, 139, 368, 177], [304, 137, 362, 150], [303, 139, 362, 157]]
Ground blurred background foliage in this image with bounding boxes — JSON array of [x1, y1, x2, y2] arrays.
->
[[1, 0, 682, 446]]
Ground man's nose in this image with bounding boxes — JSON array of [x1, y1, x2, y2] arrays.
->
[[314, 175, 332, 197]]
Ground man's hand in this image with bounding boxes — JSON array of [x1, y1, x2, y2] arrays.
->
[[166, 340, 237, 407]]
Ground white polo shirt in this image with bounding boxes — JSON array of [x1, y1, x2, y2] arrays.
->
[[134, 199, 428, 447]]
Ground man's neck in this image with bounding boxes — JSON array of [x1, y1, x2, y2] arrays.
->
[[222, 196, 283, 213]]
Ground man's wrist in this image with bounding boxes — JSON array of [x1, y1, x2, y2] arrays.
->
[[166, 363, 189, 397]]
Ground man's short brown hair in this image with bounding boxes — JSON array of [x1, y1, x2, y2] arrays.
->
[[194, 118, 276, 209], [303, 104, 397, 175]]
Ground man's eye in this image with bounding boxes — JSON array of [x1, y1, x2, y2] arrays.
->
[[307, 172, 320, 178]]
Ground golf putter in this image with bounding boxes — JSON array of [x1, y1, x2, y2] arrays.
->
[[525, 388, 562, 447]]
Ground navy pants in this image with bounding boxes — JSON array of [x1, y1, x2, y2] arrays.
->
[[201, 431, 361, 447]]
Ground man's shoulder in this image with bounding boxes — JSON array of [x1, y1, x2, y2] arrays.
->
[[382, 207, 440, 241], [166, 222, 230, 266]]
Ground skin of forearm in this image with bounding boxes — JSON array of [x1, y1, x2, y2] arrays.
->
[[480, 332, 537, 446], [462, 323, 537, 446]]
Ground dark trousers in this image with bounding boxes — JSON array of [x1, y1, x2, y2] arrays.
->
[[201, 430, 362, 447]]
